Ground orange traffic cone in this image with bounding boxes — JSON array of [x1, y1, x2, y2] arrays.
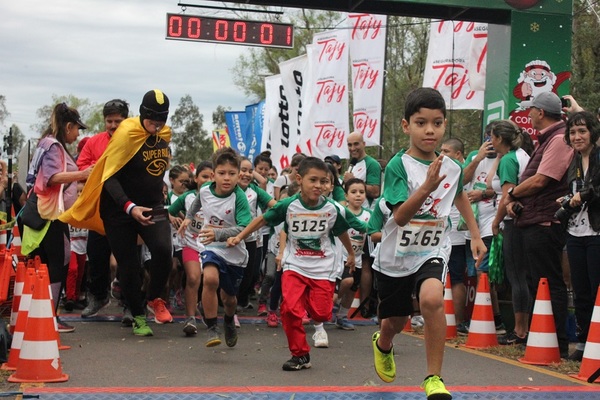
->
[[0, 247, 13, 302], [403, 317, 414, 333], [348, 289, 364, 320], [8, 272, 68, 383], [519, 278, 561, 365], [444, 273, 457, 340], [571, 285, 600, 382], [2, 268, 35, 371], [465, 273, 498, 349], [8, 262, 26, 335], [36, 266, 70, 351], [10, 222, 22, 260]]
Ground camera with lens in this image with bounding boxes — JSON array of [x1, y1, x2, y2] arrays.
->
[[554, 194, 581, 225]]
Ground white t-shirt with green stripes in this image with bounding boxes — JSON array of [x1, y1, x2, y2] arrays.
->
[[262, 193, 350, 282], [377, 151, 463, 277]]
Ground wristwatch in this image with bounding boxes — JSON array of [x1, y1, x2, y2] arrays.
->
[[508, 187, 519, 201]]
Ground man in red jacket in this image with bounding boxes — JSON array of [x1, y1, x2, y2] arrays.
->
[[79, 99, 130, 323]]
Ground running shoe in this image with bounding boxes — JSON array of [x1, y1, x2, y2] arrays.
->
[[257, 303, 268, 316], [147, 298, 173, 324], [132, 315, 153, 336], [456, 321, 469, 336], [495, 322, 507, 335], [421, 375, 452, 400], [411, 315, 425, 329], [282, 354, 311, 371], [121, 307, 134, 327], [63, 300, 76, 312], [56, 317, 75, 333], [224, 319, 238, 347], [234, 314, 241, 328], [312, 330, 329, 348], [302, 311, 310, 325], [335, 316, 355, 331], [110, 278, 122, 300], [183, 316, 198, 336], [266, 311, 279, 328], [206, 325, 222, 347], [372, 331, 395, 383], [81, 295, 110, 318], [498, 331, 528, 345]]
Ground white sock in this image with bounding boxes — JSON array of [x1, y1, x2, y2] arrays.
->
[[338, 306, 349, 319], [314, 323, 324, 332]]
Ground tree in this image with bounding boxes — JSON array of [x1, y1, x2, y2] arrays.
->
[[0, 95, 8, 128], [212, 105, 231, 129], [570, 0, 600, 111], [231, 9, 344, 100], [8, 124, 26, 155], [170, 94, 212, 165], [32, 94, 101, 135]]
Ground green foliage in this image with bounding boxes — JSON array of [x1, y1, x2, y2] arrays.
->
[[212, 105, 231, 129], [32, 94, 101, 136], [0, 95, 8, 128], [570, 0, 600, 111], [170, 94, 212, 165], [8, 124, 26, 155], [231, 9, 344, 100]]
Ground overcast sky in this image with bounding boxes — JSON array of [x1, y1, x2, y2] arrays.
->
[[0, 0, 253, 140]]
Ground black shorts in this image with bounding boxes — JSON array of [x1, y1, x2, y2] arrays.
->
[[374, 258, 446, 320]]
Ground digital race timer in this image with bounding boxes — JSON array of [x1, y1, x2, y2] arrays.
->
[[166, 13, 294, 49]]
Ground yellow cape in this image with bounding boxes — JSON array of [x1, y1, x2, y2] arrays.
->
[[59, 117, 171, 234]]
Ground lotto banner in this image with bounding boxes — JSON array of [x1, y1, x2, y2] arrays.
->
[[279, 54, 308, 155], [264, 74, 293, 171], [422, 20, 487, 110], [301, 29, 350, 160], [348, 13, 387, 146], [224, 111, 247, 156]]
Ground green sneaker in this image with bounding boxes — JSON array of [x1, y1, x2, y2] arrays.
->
[[421, 375, 452, 400], [372, 331, 395, 383], [132, 315, 153, 336]]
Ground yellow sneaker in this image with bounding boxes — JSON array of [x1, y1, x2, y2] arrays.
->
[[421, 375, 452, 400], [372, 331, 395, 383]]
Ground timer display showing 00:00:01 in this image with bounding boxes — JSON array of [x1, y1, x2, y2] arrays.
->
[[166, 14, 294, 49]]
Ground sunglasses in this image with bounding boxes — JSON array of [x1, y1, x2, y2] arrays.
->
[[105, 100, 128, 109]]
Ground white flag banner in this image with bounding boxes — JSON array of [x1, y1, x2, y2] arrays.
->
[[264, 74, 293, 171], [348, 13, 387, 146], [279, 54, 308, 156], [422, 20, 487, 110], [302, 29, 350, 160], [468, 24, 488, 92]]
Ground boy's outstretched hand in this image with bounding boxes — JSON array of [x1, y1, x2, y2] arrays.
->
[[471, 237, 488, 269], [423, 155, 447, 194], [226, 236, 241, 247]]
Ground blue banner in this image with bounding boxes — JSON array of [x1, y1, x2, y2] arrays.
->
[[224, 111, 247, 156], [244, 101, 265, 162]]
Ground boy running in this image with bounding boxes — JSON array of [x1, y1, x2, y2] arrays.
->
[[228, 157, 355, 371], [372, 88, 486, 400], [185, 148, 251, 348]]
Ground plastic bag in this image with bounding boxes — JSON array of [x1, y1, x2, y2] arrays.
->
[[488, 233, 504, 284]]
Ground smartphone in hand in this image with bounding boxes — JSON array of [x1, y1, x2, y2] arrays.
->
[[143, 208, 168, 222]]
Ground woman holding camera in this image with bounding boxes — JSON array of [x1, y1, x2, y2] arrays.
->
[[562, 111, 600, 361]]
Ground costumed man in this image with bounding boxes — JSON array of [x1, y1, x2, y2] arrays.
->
[[61, 89, 173, 336]]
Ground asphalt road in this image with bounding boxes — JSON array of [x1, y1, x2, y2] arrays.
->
[[48, 304, 584, 390]]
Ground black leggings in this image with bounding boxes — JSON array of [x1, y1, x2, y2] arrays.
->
[[31, 220, 69, 284], [237, 241, 259, 307], [104, 215, 172, 316]]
